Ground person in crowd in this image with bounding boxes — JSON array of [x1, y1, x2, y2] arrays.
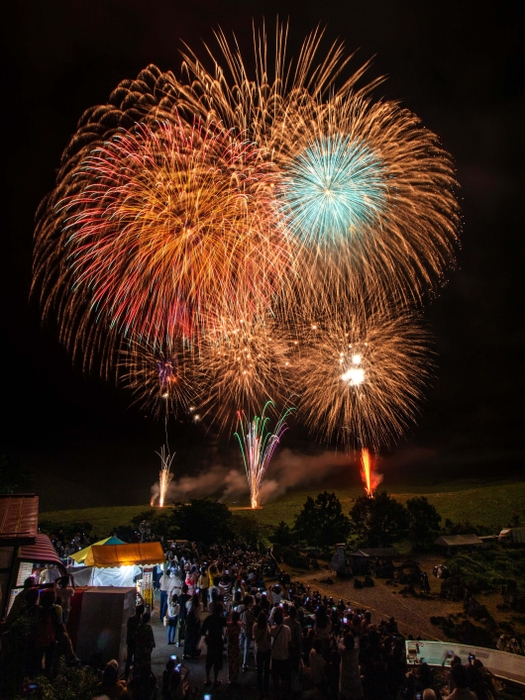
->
[[359, 629, 387, 700], [54, 574, 75, 624], [159, 569, 172, 621], [198, 567, 209, 610], [133, 612, 156, 679], [284, 605, 302, 694], [5, 577, 36, 627], [309, 638, 327, 691], [166, 591, 179, 645], [240, 595, 255, 670], [226, 609, 242, 684], [125, 604, 144, 680], [175, 584, 190, 647], [33, 589, 63, 677], [339, 632, 363, 700], [183, 593, 202, 659], [253, 610, 271, 699], [128, 666, 158, 700], [446, 663, 478, 700], [270, 607, 292, 700], [96, 659, 130, 699], [201, 601, 227, 687]]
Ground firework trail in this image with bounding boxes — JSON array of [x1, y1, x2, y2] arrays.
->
[[154, 444, 176, 507], [235, 401, 295, 508]]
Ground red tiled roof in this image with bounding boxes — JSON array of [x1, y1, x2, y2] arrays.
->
[[19, 533, 65, 569], [0, 495, 39, 544]]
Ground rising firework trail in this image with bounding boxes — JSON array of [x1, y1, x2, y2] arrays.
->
[[359, 448, 382, 497], [235, 401, 295, 508], [154, 444, 176, 508]]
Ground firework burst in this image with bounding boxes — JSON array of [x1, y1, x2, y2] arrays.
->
[[197, 314, 298, 430], [235, 400, 295, 508], [34, 116, 292, 360], [296, 307, 434, 451]]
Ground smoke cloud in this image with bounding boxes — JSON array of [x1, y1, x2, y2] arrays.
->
[[152, 448, 357, 505]]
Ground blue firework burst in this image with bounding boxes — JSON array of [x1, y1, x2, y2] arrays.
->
[[279, 133, 387, 247]]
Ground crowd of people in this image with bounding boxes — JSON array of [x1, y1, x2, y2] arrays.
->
[[135, 542, 501, 700], [0, 535, 513, 699]]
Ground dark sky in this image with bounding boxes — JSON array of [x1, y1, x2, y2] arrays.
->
[[2, 0, 524, 510]]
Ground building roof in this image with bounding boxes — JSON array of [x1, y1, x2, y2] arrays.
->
[[86, 541, 165, 567], [19, 533, 65, 569], [350, 547, 399, 558], [435, 534, 483, 547], [0, 495, 39, 545]]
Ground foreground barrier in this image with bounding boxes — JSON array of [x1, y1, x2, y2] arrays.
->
[[406, 639, 525, 686]]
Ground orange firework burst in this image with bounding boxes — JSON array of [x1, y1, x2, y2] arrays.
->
[[117, 337, 198, 419], [34, 116, 291, 360], [179, 21, 460, 309], [295, 305, 434, 451], [197, 314, 298, 430]]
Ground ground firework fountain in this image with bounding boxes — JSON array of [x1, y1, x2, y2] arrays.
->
[[155, 445, 175, 507], [235, 401, 294, 509]]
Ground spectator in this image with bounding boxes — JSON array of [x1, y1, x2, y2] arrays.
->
[[201, 601, 226, 687], [253, 610, 271, 699], [183, 593, 202, 659], [270, 607, 291, 700], [447, 664, 478, 700], [226, 610, 242, 684], [125, 604, 144, 680], [339, 632, 363, 700], [133, 612, 155, 679], [54, 574, 75, 624], [166, 593, 179, 646]]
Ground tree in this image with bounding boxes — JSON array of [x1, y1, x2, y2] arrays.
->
[[270, 520, 295, 548], [406, 496, 441, 550], [350, 491, 408, 547], [294, 492, 351, 549], [173, 499, 234, 545], [231, 513, 262, 546]]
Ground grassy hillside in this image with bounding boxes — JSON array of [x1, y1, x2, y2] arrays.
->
[[40, 478, 525, 537]]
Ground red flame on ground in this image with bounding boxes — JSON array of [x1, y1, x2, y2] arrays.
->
[[360, 448, 382, 496]]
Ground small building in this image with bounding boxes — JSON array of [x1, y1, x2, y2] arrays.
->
[[349, 547, 399, 576], [498, 527, 525, 544], [0, 494, 66, 618], [434, 534, 484, 551]]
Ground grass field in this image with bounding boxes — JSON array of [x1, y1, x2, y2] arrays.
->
[[40, 477, 525, 538]]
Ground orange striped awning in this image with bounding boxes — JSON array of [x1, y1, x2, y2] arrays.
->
[[85, 541, 164, 568]]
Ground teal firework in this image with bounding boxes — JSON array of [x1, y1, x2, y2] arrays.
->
[[279, 133, 387, 247]]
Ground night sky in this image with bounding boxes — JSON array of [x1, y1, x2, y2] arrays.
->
[[3, 0, 524, 511]]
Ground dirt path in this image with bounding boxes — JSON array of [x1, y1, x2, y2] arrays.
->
[[284, 557, 464, 641]]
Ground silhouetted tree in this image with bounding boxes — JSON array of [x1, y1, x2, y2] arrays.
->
[[270, 520, 295, 548], [294, 492, 351, 549], [406, 496, 441, 550], [173, 499, 234, 545], [350, 491, 408, 547]]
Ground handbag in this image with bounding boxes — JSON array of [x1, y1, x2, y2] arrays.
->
[[163, 615, 168, 627]]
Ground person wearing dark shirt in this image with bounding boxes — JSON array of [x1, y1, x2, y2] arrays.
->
[[201, 602, 226, 687]]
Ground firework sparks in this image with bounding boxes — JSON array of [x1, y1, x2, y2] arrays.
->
[[296, 307, 434, 452], [34, 116, 292, 359], [359, 448, 382, 497], [155, 444, 176, 507], [235, 401, 295, 508], [197, 314, 298, 430]]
